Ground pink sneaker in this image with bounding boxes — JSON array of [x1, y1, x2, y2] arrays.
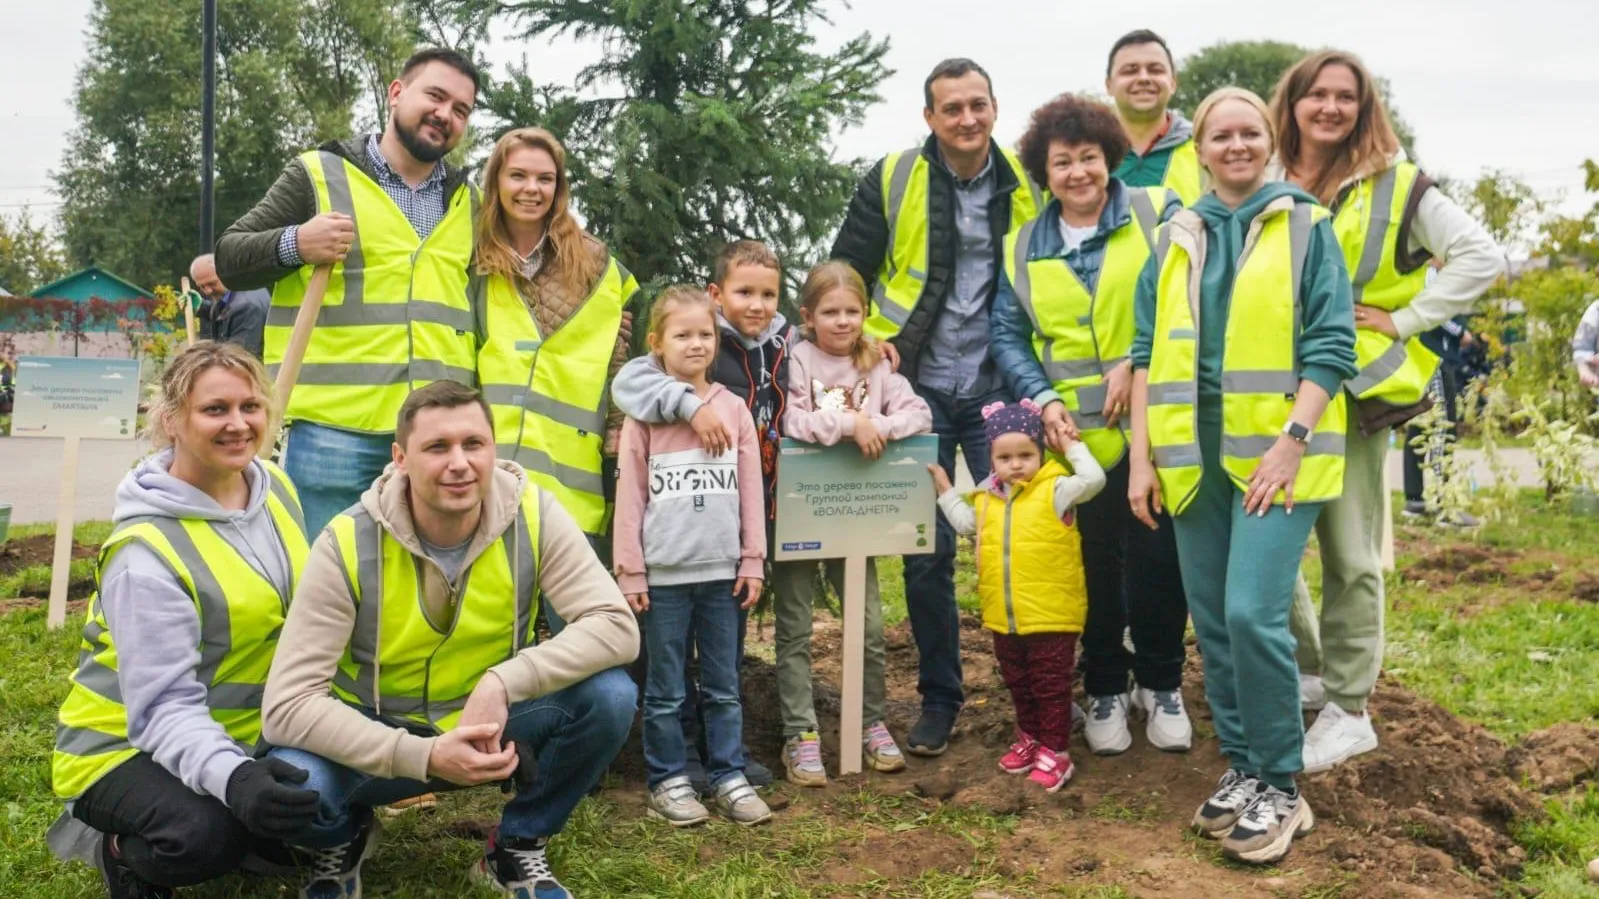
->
[[1028, 746, 1075, 793], [998, 733, 1040, 774]]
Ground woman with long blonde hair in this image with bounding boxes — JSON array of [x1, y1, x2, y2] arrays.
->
[[1269, 52, 1503, 775], [473, 127, 638, 538], [50, 342, 316, 897]]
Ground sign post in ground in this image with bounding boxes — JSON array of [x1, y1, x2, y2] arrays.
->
[[774, 434, 938, 775], [10, 356, 141, 628]]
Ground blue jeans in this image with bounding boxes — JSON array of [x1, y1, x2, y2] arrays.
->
[[268, 668, 637, 848], [640, 580, 744, 790], [282, 422, 395, 536], [907, 384, 1003, 713]]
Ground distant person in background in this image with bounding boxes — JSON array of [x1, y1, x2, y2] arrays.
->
[[1402, 284, 1479, 523], [189, 254, 269, 359], [1574, 296, 1599, 391]]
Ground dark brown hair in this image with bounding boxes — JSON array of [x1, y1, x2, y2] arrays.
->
[[1106, 29, 1174, 77], [395, 381, 493, 448], [1017, 94, 1132, 189], [712, 240, 781, 285], [399, 47, 481, 94], [924, 58, 993, 110]]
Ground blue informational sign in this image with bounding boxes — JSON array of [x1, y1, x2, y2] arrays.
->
[[11, 356, 141, 440], [773, 434, 938, 562]]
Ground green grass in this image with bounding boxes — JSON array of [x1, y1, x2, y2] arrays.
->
[[0, 522, 115, 603]]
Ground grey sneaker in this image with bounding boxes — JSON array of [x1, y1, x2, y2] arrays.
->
[[647, 775, 710, 827], [1192, 768, 1263, 838], [712, 774, 772, 826], [1401, 499, 1429, 518], [1222, 785, 1315, 865]]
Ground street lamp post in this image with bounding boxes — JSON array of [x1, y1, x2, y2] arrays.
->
[[200, 0, 217, 253]]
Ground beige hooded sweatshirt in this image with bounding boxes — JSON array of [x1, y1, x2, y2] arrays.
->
[[261, 460, 639, 783]]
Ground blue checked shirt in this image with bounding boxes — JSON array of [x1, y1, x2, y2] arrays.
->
[[277, 135, 450, 267]]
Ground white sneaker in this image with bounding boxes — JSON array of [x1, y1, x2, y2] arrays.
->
[[1084, 693, 1132, 755], [1301, 703, 1378, 773], [1299, 674, 1327, 711], [1132, 687, 1192, 752]]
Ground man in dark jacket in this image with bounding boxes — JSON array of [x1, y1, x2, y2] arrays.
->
[[829, 58, 1041, 756], [190, 253, 269, 359], [215, 47, 481, 536]]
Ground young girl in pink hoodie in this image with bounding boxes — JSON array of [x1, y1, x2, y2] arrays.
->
[[613, 287, 772, 828], [776, 262, 932, 785]]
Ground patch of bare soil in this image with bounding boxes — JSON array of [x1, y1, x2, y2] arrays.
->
[[599, 613, 1568, 897], [0, 534, 97, 606]]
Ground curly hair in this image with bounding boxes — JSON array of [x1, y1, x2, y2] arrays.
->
[[1017, 94, 1131, 190]]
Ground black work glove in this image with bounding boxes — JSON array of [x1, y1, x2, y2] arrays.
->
[[500, 739, 539, 795], [225, 758, 321, 839]]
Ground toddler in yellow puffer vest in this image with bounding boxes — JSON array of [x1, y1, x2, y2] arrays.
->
[[928, 399, 1105, 792]]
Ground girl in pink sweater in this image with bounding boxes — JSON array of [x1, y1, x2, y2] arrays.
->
[[613, 287, 772, 828], [775, 262, 932, 785]]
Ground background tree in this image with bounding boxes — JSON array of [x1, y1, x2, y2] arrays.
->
[[480, 0, 891, 303], [1172, 39, 1418, 159], [53, 0, 413, 289], [0, 211, 70, 296]]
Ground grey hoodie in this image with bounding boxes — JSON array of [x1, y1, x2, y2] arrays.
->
[[95, 451, 292, 803]]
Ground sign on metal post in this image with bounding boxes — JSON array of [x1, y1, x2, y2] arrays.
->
[[775, 434, 938, 774], [11, 356, 141, 628]]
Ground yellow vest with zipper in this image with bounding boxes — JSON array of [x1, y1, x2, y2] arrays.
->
[[1162, 140, 1204, 207], [266, 150, 478, 434], [52, 463, 308, 799], [973, 460, 1088, 636], [865, 146, 1041, 340], [326, 481, 542, 734], [1333, 163, 1437, 405], [475, 258, 637, 536], [1145, 201, 1349, 516], [1002, 187, 1168, 469]]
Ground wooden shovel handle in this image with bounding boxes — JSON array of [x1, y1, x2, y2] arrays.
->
[[259, 264, 332, 458]]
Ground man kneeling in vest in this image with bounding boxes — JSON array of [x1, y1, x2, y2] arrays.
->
[[261, 381, 639, 899]]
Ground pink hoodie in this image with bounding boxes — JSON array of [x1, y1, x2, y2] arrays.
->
[[783, 339, 932, 445]]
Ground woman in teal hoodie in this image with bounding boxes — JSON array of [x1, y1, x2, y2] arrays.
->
[[1127, 88, 1356, 867]]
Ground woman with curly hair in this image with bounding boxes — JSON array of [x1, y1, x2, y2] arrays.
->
[[990, 93, 1192, 759]]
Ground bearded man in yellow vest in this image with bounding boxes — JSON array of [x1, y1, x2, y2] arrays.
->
[[216, 48, 484, 537], [829, 58, 1042, 757], [260, 382, 639, 899], [1106, 30, 1205, 206]]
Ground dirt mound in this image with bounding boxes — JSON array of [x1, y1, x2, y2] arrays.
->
[[0, 534, 97, 602], [1507, 723, 1599, 791]]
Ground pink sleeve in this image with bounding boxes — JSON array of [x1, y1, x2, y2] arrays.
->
[[610, 417, 651, 596], [781, 349, 851, 446], [733, 401, 767, 579], [871, 365, 934, 440]]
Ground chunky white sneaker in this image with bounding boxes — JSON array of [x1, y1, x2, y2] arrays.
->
[[1131, 687, 1192, 752], [1221, 785, 1315, 865], [1299, 674, 1327, 712], [1084, 693, 1132, 756], [1192, 768, 1263, 838], [1302, 703, 1378, 773]]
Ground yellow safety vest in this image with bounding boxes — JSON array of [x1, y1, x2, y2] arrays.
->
[[865, 146, 1041, 340], [53, 463, 309, 799], [1162, 140, 1204, 207], [327, 481, 542, 734], [475, 258, 637, 536], [1002, 187, 1168, 469], [973, 460, 1088, 636], [1333, 163, 1437, 405], [1145, 201, 1349, 516], [266, 150, 479, 434]]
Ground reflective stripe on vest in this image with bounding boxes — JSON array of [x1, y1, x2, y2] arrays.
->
[[475, 258, 637, 535], [1004, 187, 1165, 468], [1145, 201, 1349, 516], [328, 482, 542, 733], [973, 460, 1088, 636], [865, 146, 1041, 340], [1333, 163, 1438, 403], [265, 151, 479, 433], [1162, 140, 1205, 207], [52, 463, 308, 799]]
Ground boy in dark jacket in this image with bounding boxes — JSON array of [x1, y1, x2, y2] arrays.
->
[[611, 240, 793, 789]]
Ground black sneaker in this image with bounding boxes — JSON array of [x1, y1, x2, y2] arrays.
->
[[906, 708, 957, 757], [682, 755, 710, 796], [471, 830, 571, 899], [97, 835, 173, 899], [300, 817, 381, 899], [1401, 500, 1429, 518], [744, 749, 774, 788]]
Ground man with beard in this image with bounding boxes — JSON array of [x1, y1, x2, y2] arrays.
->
[[217, 48, 482, 535]]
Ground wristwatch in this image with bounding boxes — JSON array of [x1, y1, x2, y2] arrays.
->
[[1281, 421, 1311, 444]]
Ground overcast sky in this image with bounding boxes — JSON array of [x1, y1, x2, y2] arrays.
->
[[5, 0, 1597, 235]]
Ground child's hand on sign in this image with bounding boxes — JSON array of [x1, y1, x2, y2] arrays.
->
[[734, 577, 763, 610], [626, 592, 650, 613], [927, 463, 953, 495], [853, 413, 885, 460]]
